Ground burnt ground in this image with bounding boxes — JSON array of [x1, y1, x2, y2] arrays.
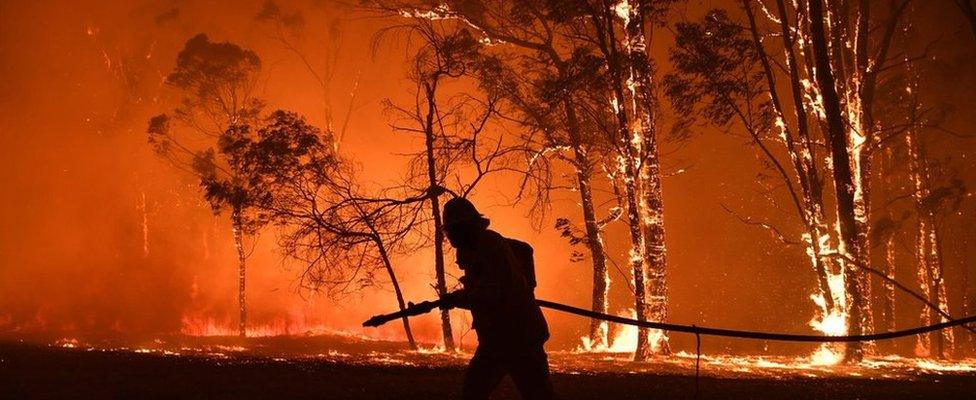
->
[[1, 341, 974, 400]]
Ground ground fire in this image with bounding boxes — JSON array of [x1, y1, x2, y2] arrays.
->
[[2, 0, 976, 399]]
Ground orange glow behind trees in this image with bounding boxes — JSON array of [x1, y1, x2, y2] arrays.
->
[[1, 0, 976, 369]]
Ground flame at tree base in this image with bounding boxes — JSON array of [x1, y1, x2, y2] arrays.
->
[[576, 309, 668, 354]]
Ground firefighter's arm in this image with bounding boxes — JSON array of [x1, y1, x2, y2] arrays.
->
[[438, 288, 471, 310]]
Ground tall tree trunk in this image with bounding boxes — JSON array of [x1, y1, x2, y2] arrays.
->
[[598, 33, 654, 361], [623, 164, 652, 361], [375, 236, 417, 350], [618, 0, 671, 358], [754, 0, 838, 315], [576, 159, 611, 348], [882, 235, 897, 338], [906, 129, 954, 358], [423, 82, 455, 351], [807, 0, 867, 363], [932, 228, 954, 357], [879, 149, 897, 353], [231, 206, 247, 338], [557, 62, 612, 349], [851, 0, 877, 348], [915, 213, 952, 358]]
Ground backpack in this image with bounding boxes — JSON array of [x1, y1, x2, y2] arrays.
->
[[505, 238, 536, 290]]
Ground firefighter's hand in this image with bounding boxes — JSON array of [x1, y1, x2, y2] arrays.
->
[[439, 291, 470, 310], [438, 292, 457, 309]]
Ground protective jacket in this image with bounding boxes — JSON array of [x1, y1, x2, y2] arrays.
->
[[452, 229, 549, 349]]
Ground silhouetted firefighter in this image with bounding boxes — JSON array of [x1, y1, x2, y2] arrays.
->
[[365, 197, 553, 400]]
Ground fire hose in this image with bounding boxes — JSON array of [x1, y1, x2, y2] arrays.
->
[[533, 300, 976, 397], [365, 298, 976, 397], [365, 297, 976, 343], [534, 299, 976, 343]]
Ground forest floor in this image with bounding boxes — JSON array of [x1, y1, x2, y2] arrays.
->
[[2, 335, 975, 400]]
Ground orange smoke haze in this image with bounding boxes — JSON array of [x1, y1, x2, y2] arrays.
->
[[1, 0, 975, 356]]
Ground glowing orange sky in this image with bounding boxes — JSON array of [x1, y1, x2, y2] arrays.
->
[[1, 0, 975, 354]]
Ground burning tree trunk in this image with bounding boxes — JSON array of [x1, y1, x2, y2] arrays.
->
[[720, 1, 846, 337], [563, 99, 613, 348], [669, 2, 851, 359], [582, 177, 612, 348], [768, 0, 842, 324], [624, 1, 671, 358], [596, 40, 655, 356], [807, 0, 868, 362], [597, 0, 671, 359], [906, 129, 954, 359]]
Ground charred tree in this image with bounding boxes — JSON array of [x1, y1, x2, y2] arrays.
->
[[807, 0, 868, 362], [906, 129, 954, 358], [622, 0, 672, 358], [584, 0, 676, 359], [378, 21, 523, 350], [666, 6, 845, 357], [562, 98, 615, 348], [388, 0, 621, 349]]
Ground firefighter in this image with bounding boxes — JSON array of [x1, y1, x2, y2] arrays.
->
[[439, 197, 553, 400]]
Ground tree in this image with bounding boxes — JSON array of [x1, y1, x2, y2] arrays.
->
[[905, 125, 967, 358], [462, 15, 619, 350], [373, 0, 680, 358], [256, 0, 359, 145], [665, 7, 852, 358], [454, 0, 625, 351], [223, 110, 423, 349], [577, 0, 680, 358], [147, 33, 264, 337], [666, 0, 947, 363], [376, 20, 522, 350]]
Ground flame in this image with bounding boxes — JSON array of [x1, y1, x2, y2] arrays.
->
[[613, 0, 632, 24], [38, 335, 976, 379], [180, 314, 336, 338], [807, 267, 848, 365], [576, 309, 667, 354]]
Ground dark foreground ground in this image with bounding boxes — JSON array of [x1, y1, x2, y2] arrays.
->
[[1, 342, 974, 400]]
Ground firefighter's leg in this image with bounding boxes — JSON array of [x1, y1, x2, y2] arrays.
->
[[505, 345, 554, 400], [462, 347, 506, 400]]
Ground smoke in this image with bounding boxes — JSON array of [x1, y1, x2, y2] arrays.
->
[[0, 0, 974, 356]]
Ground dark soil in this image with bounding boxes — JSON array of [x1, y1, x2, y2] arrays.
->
[[1, 342, 973, 400]]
